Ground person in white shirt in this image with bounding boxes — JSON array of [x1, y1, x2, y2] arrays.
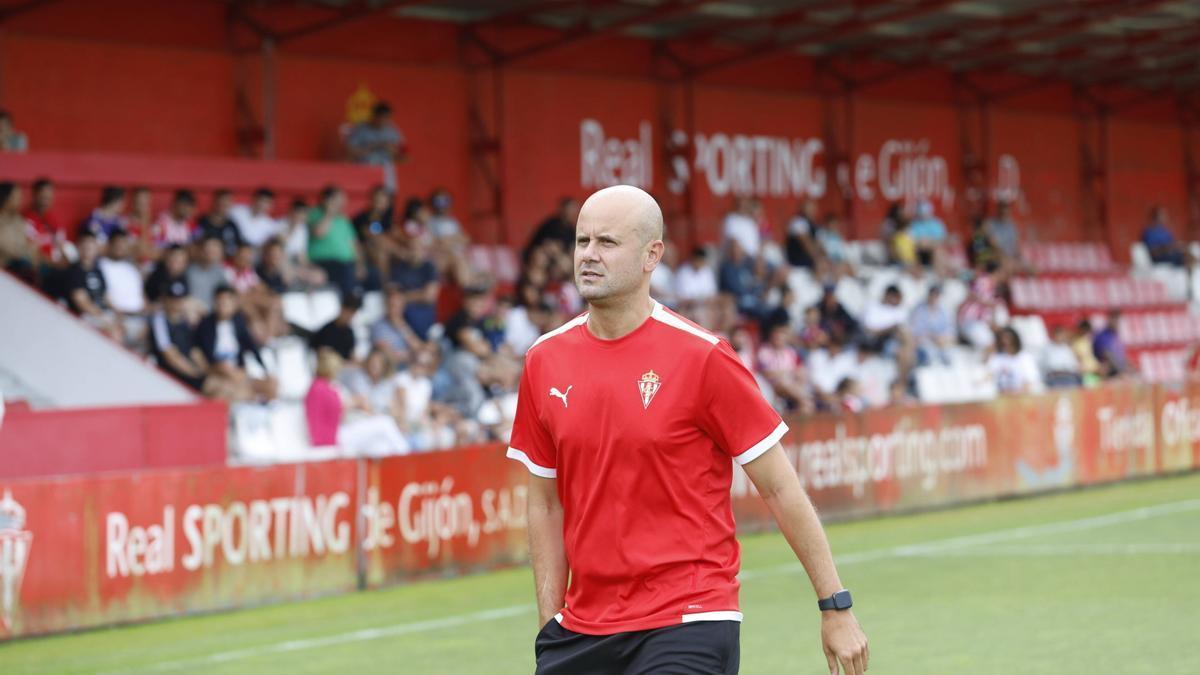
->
[[229, 187, 282, 247], [807, 335, 860, 403], [860, 285, 915, 372], [988, 327, 1044, 394], [1039, 326, 1082, 388], [674, 247, 719, 327], [722, 197, 761, 258], [649, 241, 678, 308], [97, 230, 148, 347]]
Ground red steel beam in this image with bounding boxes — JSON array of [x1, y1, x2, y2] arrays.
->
[[273, 0, 428, 44], [678, 0, 852, 46], [689, 0, 963, 76], [498, 0, 708, 63]]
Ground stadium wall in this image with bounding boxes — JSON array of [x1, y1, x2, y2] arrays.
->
[[1, 2, 1195, 254], [3, 381, 1200, 639]]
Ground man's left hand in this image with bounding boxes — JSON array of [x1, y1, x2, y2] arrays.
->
[[821, 609, 868, 675]]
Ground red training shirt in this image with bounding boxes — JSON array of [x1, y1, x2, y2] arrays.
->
[[507, 300, 788, 635]]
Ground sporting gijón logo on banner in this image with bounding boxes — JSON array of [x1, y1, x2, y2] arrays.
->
[[0, 489, 32, 633]]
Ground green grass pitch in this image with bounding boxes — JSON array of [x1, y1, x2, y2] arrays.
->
[[3, 471, 1199, 674]]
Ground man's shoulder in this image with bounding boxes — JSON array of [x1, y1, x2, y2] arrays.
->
[[527, 313, 588, 356]]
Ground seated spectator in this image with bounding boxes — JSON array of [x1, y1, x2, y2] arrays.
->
[[77, 186, 126, 243], [308, 185, 363, 298], [278, 199, 327, 289], [524, 197, 579, 262], [891, 218, 918, 269], [675, 246, 718, 325], [1141, 205, 1188, 266], [909, 198, 947, 269], [153, 189, 197, 249], [966, 215, 1000, 273], [397, 348, 464, 451], [718, 239, 766, 319], [441, 287, 519, 417], [98, 231, 148, 346], [957, 275, 1007, 350], [760, 285, 798, 338], [196, 189, 243, 258], [62, 231, 123, 341], [186, 235, 230, 310], [0, 182, 37, 284], [427, 187, 464, 244], [909, 285, 954, 365], [195, 286, 277, 402], [985, 201, 1023, 267], [149, 282, 207, 392], [722, 197, 761, 259], [427, 188, 471, 283], [352, 348, 410, 427], [23, 178, 68, 267], [0, 110, 28, 152], [346, 101, 406, 192], [371, 285, 424, 367], [145, 244, 191, 306], [389, 236, 440, 340], [125, 186, 154, 260], [836, 377, 865, 413], [798, 305, 828, 352], [398, 196, 433, 246], [1071, 320, 1104, 384], [987, 326, 1043, 394], [881, 201, 906, 262], [786, 199, 822, 269], [352, 184, 394, 245], [649, 242, 678, 308], [227, 242, 284, 343], [255, 237, 289, 294], [503, 298, 549, 357], [229, 187, 281, 248], [756, 323, 813, 413], [1093, 311, 1131, 378], [311, 294, 361, 362], [806, 334, 859, 406], [860, 284, 914, 372], [1041, 326, 1083, 388], [816, 283, 858, 344], [816, 214, 853, 277], [305, 348, 409, 455]]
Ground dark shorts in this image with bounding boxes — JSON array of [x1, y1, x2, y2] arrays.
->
[[534, 618, 740, 675]]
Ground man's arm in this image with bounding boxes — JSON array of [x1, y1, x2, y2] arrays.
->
[[526, 474, 568, 627], [742, 444, 869, 675]]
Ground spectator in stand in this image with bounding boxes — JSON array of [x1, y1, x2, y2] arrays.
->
[[280, 198, 327, 289], [427, 188, 471, 283], [756, 322, 813, 413], [958, 275, 1007, 350], [227, 242, 283, 343], [786, 199, 823, 270], [0, 182, 37, 284], [398, 196, 433, 246], [798, 305, 828, 353], [144, 244, 191, 307], [197, 189, 243, 258], [256, 237, 295, 294], [62, 231, 123, 341], [0, 110, 28, 152], [1093, 310, 1131, 378], [389, 236, 440, 340], [674, 246, 718, 325], [23, 178, 68, 268], [186, 235, 230, 310], [441, 286, 518, 417], [890, 216, 918, 270], [125, 186, 154, 260], [311, 294, 361, 363], [816, 213, 853, 278], [860, 284, 914, 374], [909, 198, 947, 270], [985, 200, 1023, 268], [1041, 326, 1083, 388], [153, 189, 197, 249], [346, 101, 407, 192], [718, 239, 766, 320], [966, 215, 1000, 274], [909, 284, 954, 365], [371, 285, 424, 368], [229, 187, 281, 248], [649, 241, 678, 308], [195, 286, 277, 402], [880, 202, 906, 260], [308, 185, 363, 298], [816, 283, 858, 344], [524, 197, 579, 262], [722, 197, 761, 259], [149, 281, 207, 392], [503, 298, 548, 357], [397, 348, 466, 451], [807, 333, 858, 408], [1071, 320, 1104, 385], [305, 348, 410, 455], [836, 377, 865, 413], [987, 326, 1044, 395], [355, 349, 411, 430], [1141, 205, 1189, 267], [98, 231, 148, 346], [78, 186, 126, 243], [352, 184, 395, 289]]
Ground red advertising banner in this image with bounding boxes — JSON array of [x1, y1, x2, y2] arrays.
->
[[2, 383, 1197, 639]]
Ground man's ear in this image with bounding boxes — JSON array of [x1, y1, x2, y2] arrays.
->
[[645, 240, 665, 270]]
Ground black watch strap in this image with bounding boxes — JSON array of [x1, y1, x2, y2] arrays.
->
[[817, 589, 853, 611]]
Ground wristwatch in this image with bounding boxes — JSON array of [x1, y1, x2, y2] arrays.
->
[[817, 589, 853, 611]]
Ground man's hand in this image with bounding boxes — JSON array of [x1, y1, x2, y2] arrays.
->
[[821, 610, 869, 675]]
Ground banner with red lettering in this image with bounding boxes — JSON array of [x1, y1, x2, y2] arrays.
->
[[2, 384, 1197, 638]]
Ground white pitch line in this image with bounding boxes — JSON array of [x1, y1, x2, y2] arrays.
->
[[113, 498, 1200, 673], [902, 542, 1200, 556]]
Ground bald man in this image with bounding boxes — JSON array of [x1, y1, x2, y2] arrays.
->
[[508, 186, 868, 675]]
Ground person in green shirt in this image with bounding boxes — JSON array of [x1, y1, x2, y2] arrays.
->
[[308, 185, 364, 297]]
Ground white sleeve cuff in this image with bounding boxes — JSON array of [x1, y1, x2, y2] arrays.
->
[[506, 447, 557, 478], [733, 421, 788, 465]]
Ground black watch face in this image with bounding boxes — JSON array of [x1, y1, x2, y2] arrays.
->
[[833, 590, 853, 609]]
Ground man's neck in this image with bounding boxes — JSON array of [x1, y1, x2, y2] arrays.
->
[[586, 294, 653, 340]]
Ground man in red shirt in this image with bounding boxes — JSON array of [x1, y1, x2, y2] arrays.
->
[[509, 186, 868, 674]]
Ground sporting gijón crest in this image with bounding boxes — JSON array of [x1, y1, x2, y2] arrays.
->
[[638, 370, 662, 409]]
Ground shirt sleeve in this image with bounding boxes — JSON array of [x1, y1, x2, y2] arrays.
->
[[698, 341, 788, 465], [507, 359, 557, 478]]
